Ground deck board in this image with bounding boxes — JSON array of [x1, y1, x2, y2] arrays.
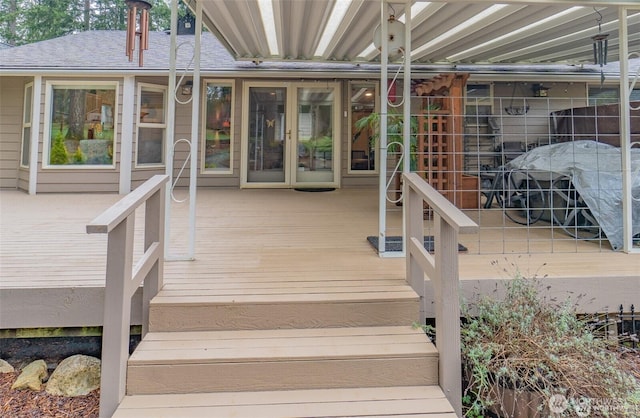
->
[[114, 386, 456, 417], [2, 188, 639, 328]]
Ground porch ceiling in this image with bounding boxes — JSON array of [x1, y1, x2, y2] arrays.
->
[[186, 0, 640, 66]]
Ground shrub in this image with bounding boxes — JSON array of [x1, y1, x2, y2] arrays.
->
[[461, 272, 640, 417], [50, 131, 69, 165]]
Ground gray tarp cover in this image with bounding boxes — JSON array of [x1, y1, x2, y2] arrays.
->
[[505, 140, 640, 250]]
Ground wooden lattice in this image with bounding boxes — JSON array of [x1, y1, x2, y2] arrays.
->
[[414, 73, 474, 208]]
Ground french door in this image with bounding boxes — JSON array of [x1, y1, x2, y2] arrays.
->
[[241, 81, 340, 188]]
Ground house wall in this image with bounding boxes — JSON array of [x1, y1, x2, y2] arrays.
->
[[3, 75, 598, 194], [492, 81, 588, 146], [0, 76, 26, 189]]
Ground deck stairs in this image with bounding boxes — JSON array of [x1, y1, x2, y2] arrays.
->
[[111, 277, 457, 417]]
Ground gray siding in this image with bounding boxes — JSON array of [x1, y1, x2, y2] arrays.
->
[[0, 77, 25, 189], [492, 81, 588, 146]]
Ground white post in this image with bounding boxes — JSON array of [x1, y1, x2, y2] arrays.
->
[[618, 6, 634, 253], [402, 5, 411, 255], [28, 75, 41, 195], [184, 1, 203, 259], [119, 76, 135, 194], [378, 0, 389, 256], [165, 0, 178, 259]]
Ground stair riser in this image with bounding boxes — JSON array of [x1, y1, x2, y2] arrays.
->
[[127, 357, 438, 395], [149, 301, 419, 332]]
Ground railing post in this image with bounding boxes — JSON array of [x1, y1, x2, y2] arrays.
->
[[435, 214, 463, 416], [87, 174, 169, 418], [99, 217, 134, 418], [403, 172, 477, 418], [142, 186, 165, 338], [405, 181, 426, 323]]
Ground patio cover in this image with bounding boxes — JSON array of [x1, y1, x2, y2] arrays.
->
[[186, 0, 640, 66]]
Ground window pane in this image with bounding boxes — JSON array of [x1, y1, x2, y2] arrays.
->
[[140, 90, 165, 123], [49, 86, 115, 166], [137, 127, 164, 164], [350, 83, 375, 171], [21, 127, 30, 167], [204, 84, 232, 171], [589, 87, 618, 106], [24, 85, 32, 122]]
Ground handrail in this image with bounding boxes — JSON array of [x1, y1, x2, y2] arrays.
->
[[403, 172, 478, 417], [87, 174, 169, 418]]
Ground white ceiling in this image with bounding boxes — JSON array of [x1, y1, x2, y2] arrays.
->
[[185, 0, 640, 66]]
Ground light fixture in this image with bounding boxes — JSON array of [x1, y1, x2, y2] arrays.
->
[[181, 80, 193, 96], [373, 14, 406, 57], [532, 83, 550, 97], [504, 83, 530, 116], [125, 0, 152, 67]]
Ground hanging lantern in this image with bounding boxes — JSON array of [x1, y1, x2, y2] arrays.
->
[[126, 0, 152, 67]]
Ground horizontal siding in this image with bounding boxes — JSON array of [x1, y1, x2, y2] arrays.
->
[[0, 76, 27, 189], [493, 82, 588, 145]]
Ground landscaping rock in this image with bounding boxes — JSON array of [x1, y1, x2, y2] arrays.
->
[[11, 359, 48, 391], [0, 359, 15, 373], [45, 354, 101, 397]]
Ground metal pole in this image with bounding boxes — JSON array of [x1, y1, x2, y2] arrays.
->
[[618, 6, 634, 253], [401, 5, 411, 256], [378, 0, 389, 256], [185, 1, 203, 259], [164, 0, 178, 259]]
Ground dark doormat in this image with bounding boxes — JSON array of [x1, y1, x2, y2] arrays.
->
[[294, 187, 336, 192], [366, 236, 468, 253]]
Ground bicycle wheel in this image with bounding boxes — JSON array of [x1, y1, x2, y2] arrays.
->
[[550, 177, 601, 240], [499, 170, 546, 225]]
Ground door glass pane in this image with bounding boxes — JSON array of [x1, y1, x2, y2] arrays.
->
[[296, 87, 334, 183], [350, 83, 375, 171], [247, 87, 286, 183]]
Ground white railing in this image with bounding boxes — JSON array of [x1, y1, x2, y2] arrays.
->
[[403, 172, 478, 417], [86, 174, 169, 418]]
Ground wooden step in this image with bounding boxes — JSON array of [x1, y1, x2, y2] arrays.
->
[[149, 282, 419, 331], [126, 326, 438, 395], [113, 386, 456, 417]]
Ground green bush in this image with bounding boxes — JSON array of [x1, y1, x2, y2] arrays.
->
[[461, 273, 639, 417], [50, 131, 69, 165]]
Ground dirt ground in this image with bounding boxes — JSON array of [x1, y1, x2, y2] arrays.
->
[[0, 372, 99, 418]]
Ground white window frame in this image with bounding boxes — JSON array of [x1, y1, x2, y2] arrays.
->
[[201, 79, 235, 175], [20, 82, 33, 168], [347, 81, 378, 175], [135, 82, 167, 168], [42, 80, 119, 169]]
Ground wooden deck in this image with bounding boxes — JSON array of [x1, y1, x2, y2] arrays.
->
[[1, 187, 638, 329]]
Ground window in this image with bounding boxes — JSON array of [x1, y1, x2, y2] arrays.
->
[[137, 84, 167, 166], [465, 83, 493, 123], [202, 80, 234, 173], [20, 83, 33, 168], [589, 86, 640, 105], [45, 82, 117, 167], [349, 82, 377, 172]]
